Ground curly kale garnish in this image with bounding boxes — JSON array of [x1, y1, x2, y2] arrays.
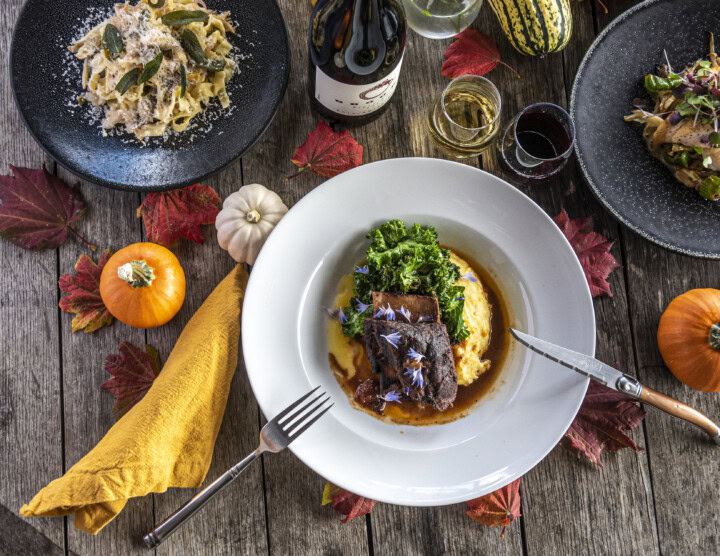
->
[[341, 220, 470, 344]]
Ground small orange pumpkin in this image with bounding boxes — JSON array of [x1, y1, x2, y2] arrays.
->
[[100, 243, 186, 329], [657, 288, 720, 392]]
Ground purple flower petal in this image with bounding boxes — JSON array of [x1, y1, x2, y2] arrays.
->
[[380, 390, 401, 403], [461, 272, 478, 283], [380, 332, 401, 349], [398, 306, 412, 321], [456, 296, 465, 301], [325, 307, 346, 323], [407, 347, 425, 363], [355, 265, 369, 275], [373, 306, 387, 318], [404, 367, 424, 389], [355, 299, 371, 313], [384, 305, 396, 321]]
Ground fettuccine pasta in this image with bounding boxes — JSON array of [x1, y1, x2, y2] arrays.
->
[[69, 0, 236, 141]]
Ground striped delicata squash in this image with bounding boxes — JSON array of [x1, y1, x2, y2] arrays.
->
[[488, 0, 573, 56]]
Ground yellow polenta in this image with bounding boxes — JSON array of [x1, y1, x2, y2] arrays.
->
[[450, 252, 491, 386], [327, 251, 492, 387]]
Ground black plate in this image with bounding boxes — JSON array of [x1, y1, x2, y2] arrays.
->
[[10, 0, 289, 191], [571, 0, 720, 258]]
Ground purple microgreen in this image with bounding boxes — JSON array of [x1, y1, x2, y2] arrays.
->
[[407, 347, 425, 363], [355, 299, 371, 313], [404, 367, 424, 389], [355, 265, 369, 275], [380, 390, 401, 403], [380, 332, 401, 349], [384, 305, 397, 321], [461, 271, 478, 282], [668, 111, 682, 125], [398, 305, 411, 321]]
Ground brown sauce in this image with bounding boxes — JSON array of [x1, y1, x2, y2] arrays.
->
[[328, 249, 510, 426]]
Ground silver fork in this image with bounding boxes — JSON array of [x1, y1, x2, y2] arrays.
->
[[143, 386, 332, 549]]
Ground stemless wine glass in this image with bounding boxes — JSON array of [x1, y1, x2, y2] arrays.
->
[[402, 0, 484, 39], [498, 102, 576, 181], [427, 74, 501, 159]]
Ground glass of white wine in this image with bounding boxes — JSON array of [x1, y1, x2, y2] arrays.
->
[[403, 0, 484, 39], [427, 74, 501, 158]]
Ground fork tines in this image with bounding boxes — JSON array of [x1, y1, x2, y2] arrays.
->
[[272, 386, 333, 439]]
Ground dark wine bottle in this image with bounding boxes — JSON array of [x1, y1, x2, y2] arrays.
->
[[308, 0, 406, 126]]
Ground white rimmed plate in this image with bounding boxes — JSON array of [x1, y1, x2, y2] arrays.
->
[[242, 158, 595, 505]]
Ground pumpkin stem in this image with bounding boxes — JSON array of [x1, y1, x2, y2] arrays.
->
[[246, 209, 262, 223], [710, 323, 720, 351], [118, 260, 156, 288]]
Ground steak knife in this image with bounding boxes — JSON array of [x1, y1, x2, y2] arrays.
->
[[509, 328, 720, 444]]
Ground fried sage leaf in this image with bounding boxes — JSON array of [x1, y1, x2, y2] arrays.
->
[[180, 64, 187, 98], [180, 29, 225, 72], [103, 23, 124, 56], [203, 58, 226, 72], [148, 0, 166, 7], [116, 68, 140, 95], [138, 51, 163, 84], [161, 10, 209, 26]]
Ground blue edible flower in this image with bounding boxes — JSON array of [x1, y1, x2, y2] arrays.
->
[[407, 347, 425, 363], [325, 307, 347, 323], [373, 305, 387, 318], [384, 305, 396, 321], [404, 367, 424, 389], [398, 305, 411, 321], [355, 299, 371, 313], [380, 332, 401, 349], [456, 296, 465, 301], [462, 272, 478, 283], [380, 391, 401, 403], [355, 265, 369, 275]]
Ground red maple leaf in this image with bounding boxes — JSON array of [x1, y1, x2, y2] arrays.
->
[[102, 342, 162, 420], [137, 184, 221, 247], [466, 479, 522, 537], [0, 164, 95, 250], [553, 209, 621, 297], [560, 381, 646, 467], [442, 29, 519, 79], [58, 249, 113, 333], [289, 122, 363, 179], [322, 482, 376, 523]]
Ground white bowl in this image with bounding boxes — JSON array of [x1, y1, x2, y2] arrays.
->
[[242, 158, 595, 505]]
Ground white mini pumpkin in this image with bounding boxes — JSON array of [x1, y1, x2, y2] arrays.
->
[[215, 184, 288, 265]]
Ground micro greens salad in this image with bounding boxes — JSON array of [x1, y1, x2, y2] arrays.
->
[[340, 220, 470, 344], [625, 33, 720, 200]]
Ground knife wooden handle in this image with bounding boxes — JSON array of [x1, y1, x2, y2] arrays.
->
[[640, 386, 720, 444]]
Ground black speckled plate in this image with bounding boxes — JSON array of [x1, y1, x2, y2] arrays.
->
[[10, 0, 289, 191], [571, 0, 720, 258]]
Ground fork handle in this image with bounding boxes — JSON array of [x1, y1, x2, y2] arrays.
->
[[143, 449, 261, 549]]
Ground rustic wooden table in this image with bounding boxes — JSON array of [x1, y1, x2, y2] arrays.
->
[[2, 0, 719, 554]]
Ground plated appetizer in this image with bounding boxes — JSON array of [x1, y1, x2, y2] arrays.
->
[[625, 34, 720, 200], [327, 220, 508, 426], [70, 0, 236, 141]]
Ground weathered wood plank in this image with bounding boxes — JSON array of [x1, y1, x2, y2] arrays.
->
[[240, 1, 371, 554], [147, 162, 269, 556], [0, 0, 65, 550], [477, 1, 660, 553], [55, 170, 153, 555]]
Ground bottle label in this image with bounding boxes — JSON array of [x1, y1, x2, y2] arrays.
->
[[314, 56, 404, 117]]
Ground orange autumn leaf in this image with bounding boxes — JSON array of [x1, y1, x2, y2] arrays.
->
[[322, 482, 376, 523], [289, 121, 363, 179], [58, 249, 114, 333], [466, 479, 521, 537]]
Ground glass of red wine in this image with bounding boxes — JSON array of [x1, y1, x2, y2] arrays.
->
[[498, 102, 576, 181]]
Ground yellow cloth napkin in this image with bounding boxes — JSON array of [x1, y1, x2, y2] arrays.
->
[[20, 265, 249, 534]]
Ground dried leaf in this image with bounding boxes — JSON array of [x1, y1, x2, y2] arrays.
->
[[289, 122, 363, 179], [58, 249, 113, 333], [322, 482, 376, 523], [554, 209, 621, 298], [442, 29, 519, 79], [137, 184, 221, 247], [0, 164, 95, 250], [466, 479, 522, 537], [102, 342, 162, 420], [560, 381, 646, 467]]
